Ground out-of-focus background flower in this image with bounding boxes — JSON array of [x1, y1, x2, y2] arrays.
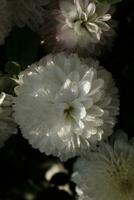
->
[[0, 0, 134, 199]]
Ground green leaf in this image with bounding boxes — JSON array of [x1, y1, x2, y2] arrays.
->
[[6, 27, 40, 69], [5, 61, 21, 76]]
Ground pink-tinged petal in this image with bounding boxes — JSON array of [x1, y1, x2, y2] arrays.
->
[[60, 1, 77, 19], [74, 21, 82, 35], [57, 25, 78, 48], [87, 2, 96, 16], [74, 0, 83, 13], [74, 0, 90, 10]]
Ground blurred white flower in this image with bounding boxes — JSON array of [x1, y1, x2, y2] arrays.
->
[[7, 0, 49, 31], [72, 130, 134, 200], [14, 53, 119, 161], [0, 0, 12, 45], [0, 92, 17, 147], [41, 0, 115, 54], [45, 163, 68, 181]]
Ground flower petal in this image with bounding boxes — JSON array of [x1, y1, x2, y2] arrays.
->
[[88, 106, 104, 117], [74, 0, 83, 14], [57, 123, 72, 140], [82, 68, 96, 82], [97, 14, 111, 22], [86, 23, 101, 40], [79, 81, 91, 96], [71, 101, 86, 120], [83, 127, 98, 138], [96, 21, 110, 31], [68, 71, 80, 82], [60, 1, 77, 19], [87, 2, 96, 16], [85, 116, 103, 126], [89, 79, 104, 96]]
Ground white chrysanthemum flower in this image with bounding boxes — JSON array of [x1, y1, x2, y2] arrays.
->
[[0, 92, 17, 147], [41, 0, 115, 54], [72, 131, 134, 200], [14, 53, 119, 161], [0, 0, 12, 45], [7, 0, 49, 31]]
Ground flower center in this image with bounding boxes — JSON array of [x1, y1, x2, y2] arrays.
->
[[110, 166, 134, 197], [64, 106, 73, 118], [119, 179, 133, 194]]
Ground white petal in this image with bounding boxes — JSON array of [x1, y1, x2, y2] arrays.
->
[[74, 21, 82, 35], [68, 71, 80, 82], [57, 123, 72, 140], [86, 22, 99, 33], [71, 101, 86, 120], [87, 2, 96, 16], [84, 127, 98, 138], [89, 79, 104, 96], [79, 81, 91, 96], [74, 0, 83, 14], [86, 23, 101, 40], [60, 1, 77, 19], [85, 116, 103, 126], [92, 91, 103, 103], [0, 92, 6, 105], [63, 79, 72, 90], [77, 120, 85, 129], [83, 99, 93, 109], [88, 106, 104, 117], [96, 21, 110, 31], [82, 68, 96, 82], [97, 14, 111, 22], [58, 81, 79, 102]]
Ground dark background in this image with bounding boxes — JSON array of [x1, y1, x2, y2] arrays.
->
[[0, 0, 134, 199]]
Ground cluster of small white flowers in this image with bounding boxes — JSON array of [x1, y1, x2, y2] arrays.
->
[[72, 131, 134, 200], [0, 0, 12, 45], [13, 53, 119, 161], [0, 92, 17, 147]]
